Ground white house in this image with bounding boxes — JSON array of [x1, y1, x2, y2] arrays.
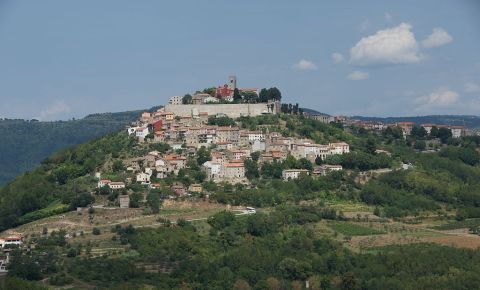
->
[[136, 172, 151, 183], [329, 142, 350, 154], [247, 131, 265, 142], [135, 127, 150, 138], [0, 236, 22, 248], [282, 169, 309, 180], [169, 95, 183, 105], [202, 161, 222, 181]]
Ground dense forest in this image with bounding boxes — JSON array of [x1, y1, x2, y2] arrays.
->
[[0, 108, 154, 185]]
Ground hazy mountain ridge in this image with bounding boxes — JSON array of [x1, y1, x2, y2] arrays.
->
[[0, 108, 155, 185]]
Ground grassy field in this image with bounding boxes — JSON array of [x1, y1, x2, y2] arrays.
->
[[328, 222, 386, 236]]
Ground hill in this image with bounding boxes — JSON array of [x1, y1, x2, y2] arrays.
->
[[0, 108, 159, 185], [353, 115, 480, 129], [1, 113, 480, 289]]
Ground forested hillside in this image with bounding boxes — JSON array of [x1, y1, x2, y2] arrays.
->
[[2, 114, 480, 289], [0, 108, 155, 185]]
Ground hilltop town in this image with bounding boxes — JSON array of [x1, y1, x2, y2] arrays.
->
[[96, 76, 477, 205], [1, 78, 480, 289]]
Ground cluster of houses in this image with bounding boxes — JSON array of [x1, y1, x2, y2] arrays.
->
[[124, 106, 350, 184], [303, 111, 475, 139], [348, 120, 468, 138]]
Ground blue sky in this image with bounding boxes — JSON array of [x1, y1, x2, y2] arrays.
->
[[0, 0, 479, 120]]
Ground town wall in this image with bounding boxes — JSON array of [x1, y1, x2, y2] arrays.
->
[[165, 102, 279, 118]]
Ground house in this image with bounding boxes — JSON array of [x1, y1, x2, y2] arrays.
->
[[135, 127, 150, 139], [449, 126, 466, 138], [192, 93, 212, 104], [282, 169, 309, 180], [141, 112, 152, 121], [304, 113, 335, 124], [171, 182, 187, 196], [329, 142, 350, 154], [118, 195, 130, 208], [227, 149, 248, 161], [246, 131, 265, 142], [108, 182, 126, 190], [313, 165, 343, 176], [0, 236, 22, 248], [251, 140, 266, 152], [396, 122, 415, 136], [169, 95, 182, 105], [221, 162, 245, 179], [97, 179, 111, 188], [148, 120, 163, 133], [188, 183, 203, 193], [136, 172, 151, 183], [216, 126, 240, 144], [203, 161, 222, 181]]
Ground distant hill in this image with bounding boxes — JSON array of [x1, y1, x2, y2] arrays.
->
[[353, 115, 480, 129], [0, 107, 159, 185]]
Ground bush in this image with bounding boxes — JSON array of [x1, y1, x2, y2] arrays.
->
[[92, 228, 101, 235]]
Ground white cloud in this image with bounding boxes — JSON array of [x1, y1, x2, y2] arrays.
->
[[350, 23, 422, 66], [331, 52, 344, 63], [347, 71, 369, 80], [384, 12, 393, 22], [465, 82, 480, 93], [414, 88, 459, 110], [421, 28, 453, 48], [292, 59, 318, 71], [38, 100, 71, 120]]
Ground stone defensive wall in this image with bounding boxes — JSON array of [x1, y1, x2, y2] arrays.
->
[[165, 103, 278, 118]]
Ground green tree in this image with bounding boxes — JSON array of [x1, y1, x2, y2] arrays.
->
[[437, 127, 452, 143], [244, 159, 259, 180], [146, 191, 161, 213], [182, 94, 192, 104], [112, 160, 125, 172], [414, 140, 426, 150], [196, 147, 212, 166], [233, 88, 242, 103], [365, 138, 377, 155], [129, 192, 142, 208]]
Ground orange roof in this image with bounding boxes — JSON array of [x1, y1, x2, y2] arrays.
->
[[224, 162, 244, 167], [164, 155, 186, 161]]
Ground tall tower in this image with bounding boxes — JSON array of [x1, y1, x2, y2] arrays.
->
[[228, 76, 237, 91]]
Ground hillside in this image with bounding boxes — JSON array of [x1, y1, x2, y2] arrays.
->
[[1, 113, 480, 289], [354, 115, 480, 129], [0, 108, 159, 185]]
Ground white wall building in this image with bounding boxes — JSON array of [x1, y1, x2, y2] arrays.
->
[[282, 169, 309, 180], [0, 236, 22, 248], [169, 95, 183, 105]]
